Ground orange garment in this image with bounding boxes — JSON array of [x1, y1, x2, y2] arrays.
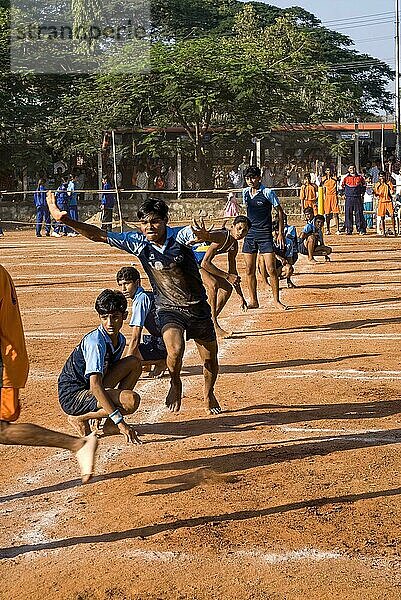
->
[[300, 183, 318, 212], [374, 182, 394, 217], [322, 177, 339, 214], [0, 265, 29, 421]]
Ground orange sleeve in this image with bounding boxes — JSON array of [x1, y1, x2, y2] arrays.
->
[[0, 265, 29, 388]]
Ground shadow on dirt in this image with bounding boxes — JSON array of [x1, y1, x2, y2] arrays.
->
[[233, 316, 401, 337], [183, 353, 380, 376], [0, 436, 401, 559]]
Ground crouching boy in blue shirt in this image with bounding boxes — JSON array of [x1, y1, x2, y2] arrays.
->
[[58, 289, 142, 443]]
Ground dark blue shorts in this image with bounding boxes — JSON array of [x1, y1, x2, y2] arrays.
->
[[158, 307, 216, 342], [59, 388, 98, 416], [298, 239, 309, 256], [139, 335, 167, 362], [243, 234, 274, 254]]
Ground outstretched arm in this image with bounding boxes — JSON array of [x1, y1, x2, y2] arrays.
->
[[47, 191, 107, 243], [201, 240, 240, 285]]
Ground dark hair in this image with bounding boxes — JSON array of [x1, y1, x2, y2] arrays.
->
[[379, 171, 386, 177], [137, 198, 169, 221], [244, 166, 261, 178], [116, 266, 140, 283], [314, 214, 325, 223], [95, 289, 127, 315], [304, 206, 314, 214], [233, 215, 251, 228]]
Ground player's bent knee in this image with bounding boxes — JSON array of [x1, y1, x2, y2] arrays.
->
[[120, 390, 140, 414]]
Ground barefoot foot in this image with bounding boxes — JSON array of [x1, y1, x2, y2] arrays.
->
[[75, 432, 98, 484], [215, 326, 232, 339], [205, 393, 222, 415], [273, 301, 288, 311], [165, 381, 182, 413], [247, 303, 259, 309], [68, 415, 90, 437]]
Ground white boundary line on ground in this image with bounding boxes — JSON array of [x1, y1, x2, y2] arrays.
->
[[276, 369, 401, 380]]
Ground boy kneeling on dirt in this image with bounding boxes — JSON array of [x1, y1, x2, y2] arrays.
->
[[298, 213, 332, 263], [58, 289, 142, 442]]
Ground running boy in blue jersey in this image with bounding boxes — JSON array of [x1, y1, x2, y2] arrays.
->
[[117, 266, 167, 377], [58, 289, 142, 442], [47, 194, 221, 415], [242, 166, 286, 310]]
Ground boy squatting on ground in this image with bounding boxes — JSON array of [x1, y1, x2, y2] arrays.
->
[[0, 264, 98, 483], [242, 166, 286, 310], [298, 208, 332, 263], [47, 193, 221, 415], [58, 289, 141, 442], [191, 215, 251, 339], [258, 216, 298, 290], [116, 266, 167, 377]]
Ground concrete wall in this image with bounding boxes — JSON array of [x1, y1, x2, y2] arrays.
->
[[0, 195, 302, 230]]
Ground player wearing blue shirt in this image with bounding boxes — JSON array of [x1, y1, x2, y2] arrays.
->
[[47, 194, 222, 416], [101, 175, 116, 232], [58, 290, 142, 443], [33, 178, 51, 237], [52, 177, 69, 237], [117, 266, 167, 378], [242, 166, 287, 310], [298, 213, 332, 263]]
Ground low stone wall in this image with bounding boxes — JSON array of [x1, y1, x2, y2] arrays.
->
[[0, 195, 302, 230]]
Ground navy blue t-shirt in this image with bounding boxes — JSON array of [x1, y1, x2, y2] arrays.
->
[[107, 227, 209, 316], [242, 185, 280, 237], [58, 325, 125, 403]]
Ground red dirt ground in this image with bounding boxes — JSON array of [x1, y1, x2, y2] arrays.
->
[[1, 230, 401, 600]]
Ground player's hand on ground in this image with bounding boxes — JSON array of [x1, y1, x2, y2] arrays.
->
[[118, 421, 142, 444], [47, 191, 67, 221], [240, 299, 248, 312], [227, 273, 240, 286]]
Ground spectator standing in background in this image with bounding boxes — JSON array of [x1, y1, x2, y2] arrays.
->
[[136, 164, 149, 201], [34, 178, 51, 238], [101, 175, 115, 232], [340, 164, 366, 236]]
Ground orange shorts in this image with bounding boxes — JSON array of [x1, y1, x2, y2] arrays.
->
[[303, 200, 318, 215], [0, 388, 20, 422], [377, 202, 394, 218], [324, 195, 339, 215]]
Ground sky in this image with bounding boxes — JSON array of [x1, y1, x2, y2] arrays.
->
[[262, 0, 395, 70]]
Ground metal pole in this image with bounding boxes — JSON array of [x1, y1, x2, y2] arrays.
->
[[256, 139, 261, 168], [396, 0, 401, 159], [177, 138, 182, 199], [111, 130, 123, 233], [354, 121, 360, 172], [381, 123, 385, 170]]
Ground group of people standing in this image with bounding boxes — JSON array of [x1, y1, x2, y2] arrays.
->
[[299, 163, 400, 237]]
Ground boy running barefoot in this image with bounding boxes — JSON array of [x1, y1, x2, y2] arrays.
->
[[116, 266, 167, 377], [298, 214, 332, 263], [47, 193, 221, 415], [242, 166, 286, 310], [192, 215, 251, 339], [0, 264, 97, 484], [58, 290, 142, 442]]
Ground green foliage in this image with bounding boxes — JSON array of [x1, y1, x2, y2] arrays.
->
[[0, 0, 395, 177]]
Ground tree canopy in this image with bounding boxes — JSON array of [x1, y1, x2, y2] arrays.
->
[[0, 0, 394, 176]]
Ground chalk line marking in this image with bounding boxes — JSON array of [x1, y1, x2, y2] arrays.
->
[[235, 548, 342, 564], [275, 369, 401, 380]]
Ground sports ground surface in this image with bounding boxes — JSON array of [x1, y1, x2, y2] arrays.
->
[[1, 230, 401, 599]]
